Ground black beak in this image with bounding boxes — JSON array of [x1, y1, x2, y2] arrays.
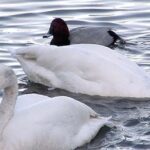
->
[[43, 33, 51, 38]]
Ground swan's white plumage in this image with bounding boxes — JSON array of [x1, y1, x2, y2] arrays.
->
[[0, 65, 109, 150], [2, 95, 109, 150], [13, 44, 150, 97]]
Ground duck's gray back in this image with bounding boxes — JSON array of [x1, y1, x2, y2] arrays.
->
[[70, 27, 113, 46]]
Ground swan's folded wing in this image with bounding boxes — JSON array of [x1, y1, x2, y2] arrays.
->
[[11, 46, 38, 59], [73, 116, 111, 148], [11, 45, 57, 60]]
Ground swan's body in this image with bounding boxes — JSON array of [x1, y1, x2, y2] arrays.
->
[[43, 18, 124, 46], [13, 44, 150, 98], [0, 65, 109, 150]]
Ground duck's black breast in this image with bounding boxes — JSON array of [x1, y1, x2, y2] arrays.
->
[[50, 36, 70, 46]]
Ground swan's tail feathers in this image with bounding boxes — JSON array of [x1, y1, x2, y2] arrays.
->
[[108, 30, 126, 45], [73, 116, 111, 148], [97, 116, 113, 127], [11, 46, 39, 60]]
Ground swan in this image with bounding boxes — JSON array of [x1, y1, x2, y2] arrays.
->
[[12, 44, 150, 98], [43, 18, 125, 46], [0, 64, 110, 150]]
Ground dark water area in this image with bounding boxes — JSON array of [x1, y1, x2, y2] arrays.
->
[[0, 0, 150, 149]]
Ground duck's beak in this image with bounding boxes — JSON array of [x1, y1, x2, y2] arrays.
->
[[43, 33, 52, 38]]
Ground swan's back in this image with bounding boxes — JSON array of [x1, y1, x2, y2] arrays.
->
[[3, 95, 109, 150], [13, 44, 150, 97]]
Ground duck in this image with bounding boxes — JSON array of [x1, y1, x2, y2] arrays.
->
[[0, 64, 110, 150], [12, 44, 150, 98], [43, 18, 125, 46]]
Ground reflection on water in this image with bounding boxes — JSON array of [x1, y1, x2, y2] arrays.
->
[[0, 0, 150, 149]]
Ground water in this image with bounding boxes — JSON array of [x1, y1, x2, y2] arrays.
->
[[0, 0, 150, 149]]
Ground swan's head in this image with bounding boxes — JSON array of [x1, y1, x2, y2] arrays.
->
[[43, 18, 70, 46], [0, 65, 17, 89]]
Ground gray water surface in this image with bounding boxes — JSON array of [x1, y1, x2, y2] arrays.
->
[[0, 0, 150, 149]]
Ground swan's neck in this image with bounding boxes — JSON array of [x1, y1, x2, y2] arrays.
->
[[0, 83, 18, 139]]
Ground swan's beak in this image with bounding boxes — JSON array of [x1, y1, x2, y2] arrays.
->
[[43, 33, 52, 38]]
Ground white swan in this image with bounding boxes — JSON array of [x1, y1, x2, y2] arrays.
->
[[12, 44, 150, 98], [0, 64, 110, 150], [43, 18, 125, 46]]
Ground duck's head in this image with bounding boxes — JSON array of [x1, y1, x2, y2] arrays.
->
[[43, 18, 70, 46]]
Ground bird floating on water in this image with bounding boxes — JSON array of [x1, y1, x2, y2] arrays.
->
[[12, 44, 150, 98], [43, 18, 125, 46], [0, 64, 110, 150]]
